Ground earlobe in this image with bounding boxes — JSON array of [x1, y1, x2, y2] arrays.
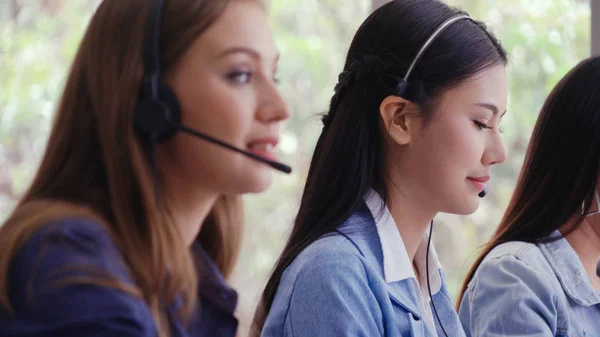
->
[[379, 95, 418, 145]]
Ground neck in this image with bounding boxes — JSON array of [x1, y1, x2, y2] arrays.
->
[[162, 173, 219, 247], [383, 182, 436, 261], [561, 217, 600, 290]]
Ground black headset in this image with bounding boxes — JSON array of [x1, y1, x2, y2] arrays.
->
[[133, 0, 179, 143], [398, 13, 474, 337], [132, 0, 293, 174], [395, 14, 471, 99]]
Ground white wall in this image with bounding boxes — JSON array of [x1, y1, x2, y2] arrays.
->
[[371, 0, 390, 11], [592, 0, 600, 55]]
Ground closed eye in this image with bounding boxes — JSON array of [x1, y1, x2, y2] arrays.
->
[[473, 121, 492, 130], [474, 120, 505, 134]]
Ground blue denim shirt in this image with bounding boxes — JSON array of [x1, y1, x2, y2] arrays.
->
[[0, 217, 238, 337], [459, 230, 600, 337], [262, 190, 465, 337]]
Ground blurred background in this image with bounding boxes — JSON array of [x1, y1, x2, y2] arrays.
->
[[0, 0, 595, 335]]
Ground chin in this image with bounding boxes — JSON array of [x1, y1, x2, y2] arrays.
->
[[234, 170, 273, 194], [445, 196, 480, 215], [247, 179, 273, 194]]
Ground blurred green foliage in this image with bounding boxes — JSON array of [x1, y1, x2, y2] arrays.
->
[[0, 0, 591, 335]]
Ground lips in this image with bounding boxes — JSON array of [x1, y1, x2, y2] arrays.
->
[[248, 142, 274, 152], [467, 176, 490, 191], [247, 137, 278, 161], [467, 176, 490, 183]]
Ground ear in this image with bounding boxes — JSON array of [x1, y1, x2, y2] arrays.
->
[[379, 95, 422, 145]]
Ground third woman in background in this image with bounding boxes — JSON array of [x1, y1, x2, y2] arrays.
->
[[459, 56, 600, 337]]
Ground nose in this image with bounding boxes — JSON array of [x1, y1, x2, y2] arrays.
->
[[257, 78, 291, 123], [482, 131, 507, 166]]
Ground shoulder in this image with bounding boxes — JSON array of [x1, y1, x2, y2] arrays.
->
[[282, 206, 382, 288], [3, 201, 122, 272], [465, 240, 558, 304], [459, 244, 561, 336], [269, 234, 383, 333], [14, 216, 125, 278], [27, 215, 117, 249], [288, 232, 371, 279], [263, 217, 386, 336], [480, 241, 553, 276], [486, 240, 543, 260], [275, 231, 382, 307], [9, 216, 134, 300], [2, 216, 156, 336]]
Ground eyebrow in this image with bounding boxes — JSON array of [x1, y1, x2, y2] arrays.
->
[[218, 46, 280, 63], [476, 103, 507, 117]]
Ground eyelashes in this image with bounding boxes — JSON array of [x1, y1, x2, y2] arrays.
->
[[226, 71, 252, 84], [226, 71, 280, 85], [473, 121, 491, 130], [474, 120, 505, 133]]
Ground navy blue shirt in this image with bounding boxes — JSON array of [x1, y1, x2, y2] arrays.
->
[[0, 217, 238, 337]]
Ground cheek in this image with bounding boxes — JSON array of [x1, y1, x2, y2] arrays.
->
[[177, 80, 255, 145], [422, 118, 483, 176], [162, 71, 270, 194], [448, 126, 483, 161]]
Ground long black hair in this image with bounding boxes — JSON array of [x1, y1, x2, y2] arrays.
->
[[458, 55, 600, 306], [252, 0, 507, 332]]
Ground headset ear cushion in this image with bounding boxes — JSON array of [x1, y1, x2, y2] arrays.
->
[[158, 82, 181, 140], [133, 82, 181, 142]]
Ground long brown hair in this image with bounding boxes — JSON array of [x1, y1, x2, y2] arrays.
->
[[458, 56, 600, 307], [0, 0, 243, 336], [250, 0, 507, 334]]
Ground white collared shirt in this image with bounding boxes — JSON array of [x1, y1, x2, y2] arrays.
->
[[364, 189, 442, 335]]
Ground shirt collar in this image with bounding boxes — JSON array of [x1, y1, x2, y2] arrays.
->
[[363, 188, 442, 294], [539, 230, 600, 306], [191, 244, 238, 313]]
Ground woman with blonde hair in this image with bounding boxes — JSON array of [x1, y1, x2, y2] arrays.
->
[[0, 0, 290, 336]]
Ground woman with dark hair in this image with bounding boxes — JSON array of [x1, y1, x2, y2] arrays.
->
[[458, 56, 600, 337], [251, 0, 508, 336]]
